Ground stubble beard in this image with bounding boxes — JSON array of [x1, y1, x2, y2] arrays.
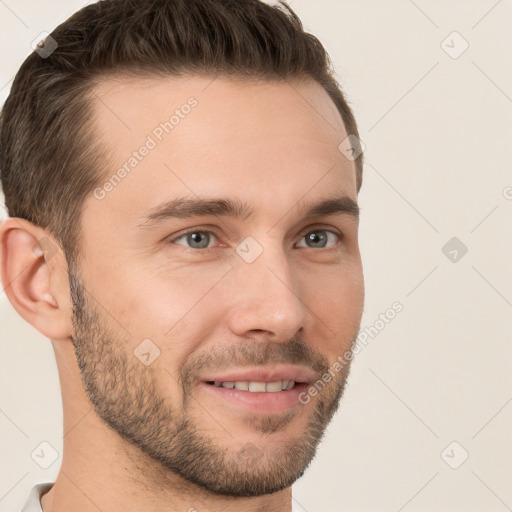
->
[[67, 266, 354, 497]]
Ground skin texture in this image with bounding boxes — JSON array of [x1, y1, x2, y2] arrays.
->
[[0, 75, 364, 512]]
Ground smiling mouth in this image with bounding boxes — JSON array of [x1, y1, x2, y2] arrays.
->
[[205, 380, 297, 392], [201, 368, 312, 413]]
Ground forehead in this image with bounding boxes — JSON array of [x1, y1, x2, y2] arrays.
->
[[91, 73, 348, 137], [84, 74, 357, 231]]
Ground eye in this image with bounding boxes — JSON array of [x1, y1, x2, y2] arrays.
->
[[171, 230, 218, 249], [296, 229, 341, 249], [169, 228, 342, 251]]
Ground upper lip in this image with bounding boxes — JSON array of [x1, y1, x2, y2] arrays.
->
[[201, 365, 315, 384]]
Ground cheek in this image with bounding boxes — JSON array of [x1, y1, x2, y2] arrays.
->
[[109, 262, 221, 329], [304, 262, 364, 353], [106, 265, 228, 373]]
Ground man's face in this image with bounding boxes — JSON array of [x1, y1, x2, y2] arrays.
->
[[70, 75, 364, 496]]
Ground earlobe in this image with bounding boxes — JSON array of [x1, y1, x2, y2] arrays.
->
[[0, 218, 73, 340]]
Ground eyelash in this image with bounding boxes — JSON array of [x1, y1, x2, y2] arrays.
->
[[169, 227, 343, 251]]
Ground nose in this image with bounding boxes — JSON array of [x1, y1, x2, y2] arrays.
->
[[225, 241, 307, 342]]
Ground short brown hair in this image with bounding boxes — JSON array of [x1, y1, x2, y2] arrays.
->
[[0, 0, 363, 267]]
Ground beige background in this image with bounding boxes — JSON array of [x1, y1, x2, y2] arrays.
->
[[1, 1, 511, 510]]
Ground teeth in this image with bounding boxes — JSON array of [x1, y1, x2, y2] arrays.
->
[[212, 380, 296, 392], [249, 381, 266, 392], [265, 381, 283, 392]]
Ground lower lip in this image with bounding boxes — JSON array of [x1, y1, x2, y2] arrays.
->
[[200, 382, 309, 413]]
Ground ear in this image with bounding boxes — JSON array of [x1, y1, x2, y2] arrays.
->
[[0, 217, 73, 340]]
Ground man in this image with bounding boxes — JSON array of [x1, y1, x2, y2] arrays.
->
[[0, 0, 365, 510]]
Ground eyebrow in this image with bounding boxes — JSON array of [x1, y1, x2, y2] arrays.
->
[[136, 195, 359, 229]]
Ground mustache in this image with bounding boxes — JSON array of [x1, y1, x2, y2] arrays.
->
[[179, 336, 330, 392]]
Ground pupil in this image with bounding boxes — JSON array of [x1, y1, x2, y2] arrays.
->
[[308, 231, 326, 248], [189, 232, 208, 248]]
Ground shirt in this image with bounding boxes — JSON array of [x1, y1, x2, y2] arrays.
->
[[21, 482, 53, 512]]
